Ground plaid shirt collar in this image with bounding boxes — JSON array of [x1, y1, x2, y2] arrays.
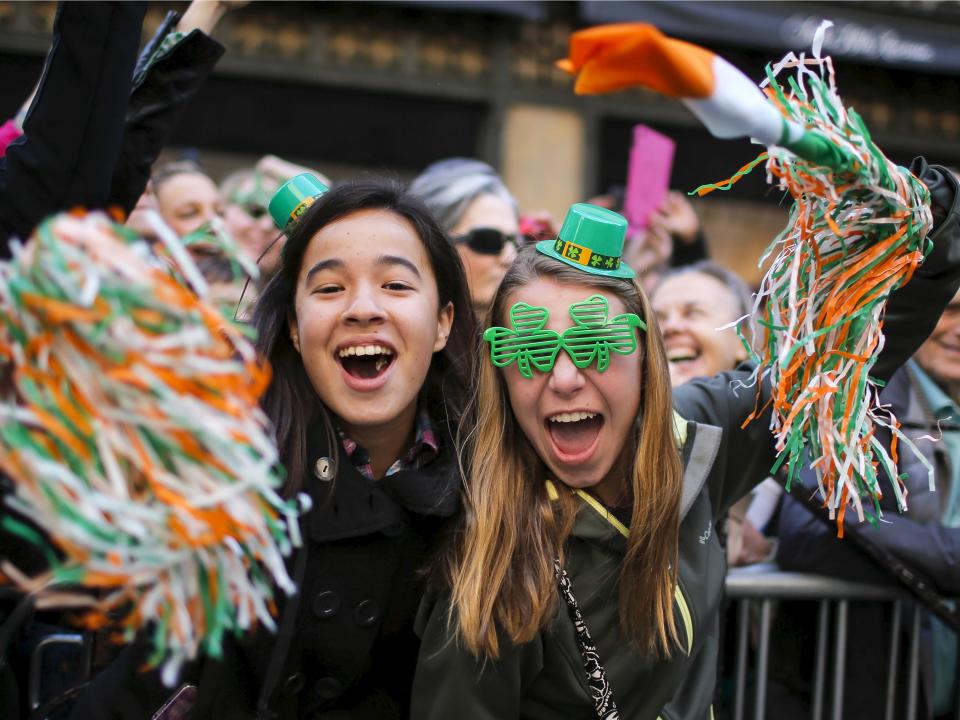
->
[[339, 407, 440, 481]]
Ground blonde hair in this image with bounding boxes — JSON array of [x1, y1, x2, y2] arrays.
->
[[444, 248, 684, 659]]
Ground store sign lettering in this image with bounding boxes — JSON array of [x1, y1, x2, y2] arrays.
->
[[782, 15, 936, 65]]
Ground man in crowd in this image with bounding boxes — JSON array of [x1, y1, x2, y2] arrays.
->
[[777, 287, 960, 719]]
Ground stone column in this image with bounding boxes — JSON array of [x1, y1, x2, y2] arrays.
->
[[501, 103, 585, 221]]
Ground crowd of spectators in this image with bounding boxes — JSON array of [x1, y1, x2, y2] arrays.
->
[[0, 3, 956, 719]]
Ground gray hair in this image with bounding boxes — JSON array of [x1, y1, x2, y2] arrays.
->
[[409, 158, 518, 233], [658, 260, 754, 319]]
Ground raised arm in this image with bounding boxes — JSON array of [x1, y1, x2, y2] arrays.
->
[[108, 1, 233, 214], [673, 368, 777, 518], [0, 2, 146, 248], [874, 160, 960, 380]]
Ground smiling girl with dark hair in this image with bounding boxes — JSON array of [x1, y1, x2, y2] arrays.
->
[[253, 179, 476, 496], [183, 180, 476, 718], [190, 179, 477, 719], [73, 179, 477, 720]]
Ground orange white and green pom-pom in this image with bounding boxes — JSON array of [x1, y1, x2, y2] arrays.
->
[[561, 21, 935, 531], [0, 212, 305, 684]]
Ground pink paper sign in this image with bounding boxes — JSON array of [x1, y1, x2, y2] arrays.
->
[[624, 124, 675, 234]]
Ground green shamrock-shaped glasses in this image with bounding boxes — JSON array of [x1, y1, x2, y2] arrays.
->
[[484, 294, 647, 378]]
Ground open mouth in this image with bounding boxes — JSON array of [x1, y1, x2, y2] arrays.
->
[[337, 344, 396, 380], [667, 348, 701, 365], [546, 411, 604, 458]]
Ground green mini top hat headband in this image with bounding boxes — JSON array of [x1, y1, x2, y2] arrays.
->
[[268, 173, 330, 232], [484, 294, 646, 378], [535, 203, 635, 279]]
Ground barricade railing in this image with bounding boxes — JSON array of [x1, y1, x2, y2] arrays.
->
[[5, 567, 958, 718], [724, 563, 959, 720]]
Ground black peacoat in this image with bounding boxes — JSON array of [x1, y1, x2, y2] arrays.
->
[[189, 418, 461, 719], [68, 418, 460, 720]]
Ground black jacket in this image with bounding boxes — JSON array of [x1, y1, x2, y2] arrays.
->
[[193, 420, 460, 720], [0, 4, 224, 248], [70, 418, 460, 720], [108, 11, 224, 215]]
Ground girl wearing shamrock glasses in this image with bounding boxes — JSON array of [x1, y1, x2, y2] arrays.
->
[[412, 184, 960, 719]]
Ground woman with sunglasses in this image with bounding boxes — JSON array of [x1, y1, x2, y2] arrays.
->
[[411, 159, 960, 719], [220, 154, 331, 282], [71, 179, 476, 720], [411, 158, 519, 316]]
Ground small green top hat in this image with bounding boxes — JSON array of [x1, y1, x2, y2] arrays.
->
[[535, 203, 635, 279], [268, 173, 330, 231]]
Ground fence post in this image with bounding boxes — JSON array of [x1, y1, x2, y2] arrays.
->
[[830, 600, 848, 720], [735, 599, 750, 720], [754, 600, 773, 720], [906, 604, 922, 720], [884, 601, 902, 720], [812, 600, 829, 720]]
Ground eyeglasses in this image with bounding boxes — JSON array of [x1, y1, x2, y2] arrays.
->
[[226, 169, 276, 221], [241, 203, 269, 221], [452, 227, 518, 256], [484, 294, 647, 378]]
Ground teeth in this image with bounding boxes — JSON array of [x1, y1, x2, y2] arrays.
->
[[549, 411, 597, 423], [338, 345, 394, 358], [667, 350, 698, 362], [375, 357, 388, 372]]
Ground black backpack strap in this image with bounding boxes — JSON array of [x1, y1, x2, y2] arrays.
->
[[554, 558, 620, 719]]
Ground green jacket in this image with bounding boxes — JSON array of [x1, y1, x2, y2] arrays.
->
[[411, 160, 960, 720], [411, 376, 774, 720]]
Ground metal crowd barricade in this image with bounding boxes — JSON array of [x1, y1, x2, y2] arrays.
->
[[724, 563, 960, 720]]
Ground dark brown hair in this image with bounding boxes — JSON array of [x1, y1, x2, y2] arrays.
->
[[252, 179, 477, 493]]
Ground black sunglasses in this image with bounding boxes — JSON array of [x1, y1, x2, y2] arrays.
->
[[242, 203, 270, 221], [452, 227, 518, 255]]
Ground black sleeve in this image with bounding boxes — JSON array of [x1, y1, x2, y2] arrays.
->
[[674, 160, 960, 515], [669, 227, 709, 268], [0, 2, 146, 249], [873, 160, 960, 382], [67, 637, 195, 720], [108, 16, 225, 214], [777, 486, 960, 596], [775, 493, 896, 585]]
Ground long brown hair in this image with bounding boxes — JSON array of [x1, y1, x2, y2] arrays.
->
[[443, 248, 684, 659]]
